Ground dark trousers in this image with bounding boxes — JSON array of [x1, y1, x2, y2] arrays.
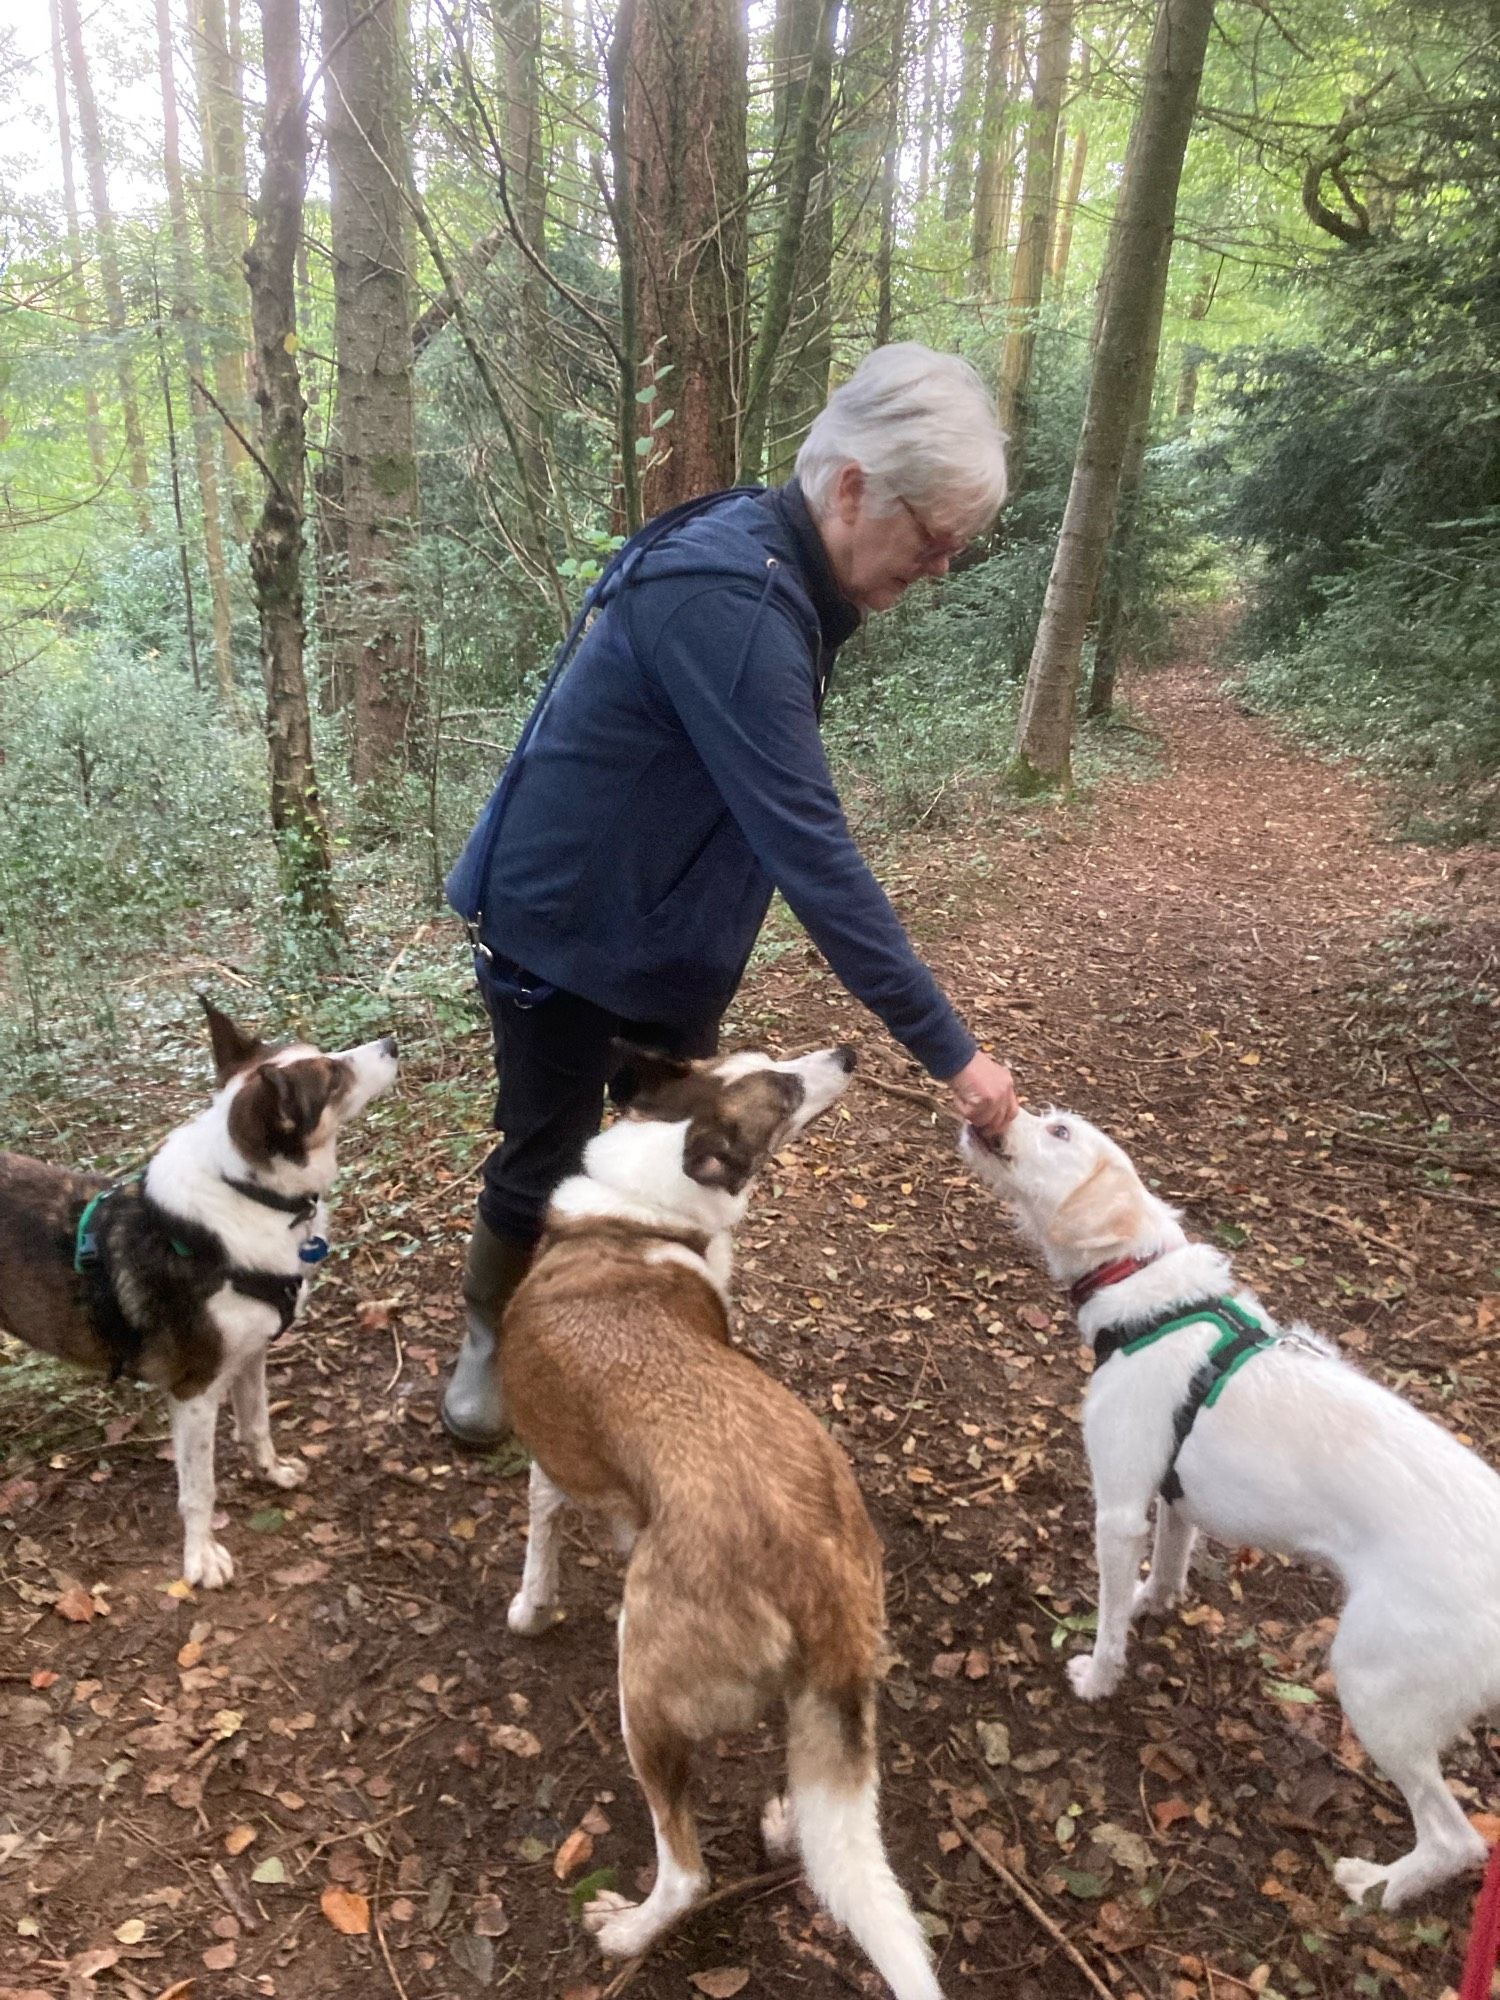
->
[[475, 954, 720, 1246]]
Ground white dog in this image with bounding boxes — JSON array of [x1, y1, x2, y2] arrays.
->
[[961, 1107, 1499, 1909]]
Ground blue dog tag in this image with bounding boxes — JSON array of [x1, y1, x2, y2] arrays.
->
[[299, 1236, 331, 1266]]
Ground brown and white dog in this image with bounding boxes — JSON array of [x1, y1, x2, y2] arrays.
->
[[501, 1043, 945, 2000], [0, 1000, 398, 1589]]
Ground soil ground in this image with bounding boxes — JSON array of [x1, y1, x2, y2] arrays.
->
[[2, 650, 1498, 2000]]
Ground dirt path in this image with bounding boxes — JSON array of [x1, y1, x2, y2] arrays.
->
[[3, 652, 1497, 2000]]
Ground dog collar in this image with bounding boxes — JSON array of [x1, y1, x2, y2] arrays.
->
[[1068, 1254, 1161, 1310], [222, 1173, 319, 1227]]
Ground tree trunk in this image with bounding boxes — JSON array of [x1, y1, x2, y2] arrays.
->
[[246, 0, 339, 934], [156, 0, 236, 705], [1174, 259, 1218, 420], [970, 4, 1014, 298], [1085, 263, 1172, 719], [492, 0, 549, 497], [944, 1, 986, 223], [917, 2, 936, 204], [1049, 113, 1089, 287], [622, 0, 748, 511], [58, 0, 153, 532], [874, 3, 907, 345], [1013, 0, 1215, 790], [995, 0, 1071, 493], [763, 0, 838, 482], [47, 0, 108, 491], [840, 0, 906, 345], [322, 0, 424, 788], [194, 0, 255, 504]]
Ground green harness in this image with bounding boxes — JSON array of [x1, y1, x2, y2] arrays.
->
[[1093, 1295, 1278, 1502]]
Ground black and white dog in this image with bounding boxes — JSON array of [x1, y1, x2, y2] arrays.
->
[[962, 1107, 1499, 1909], [0, 1001, 397, 1588]]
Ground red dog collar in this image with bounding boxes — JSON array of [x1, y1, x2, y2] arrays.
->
[[1068, 1254, 1160, 1310]]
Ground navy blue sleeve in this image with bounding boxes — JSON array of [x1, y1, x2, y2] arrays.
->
[[633, 577, 978, 1081]]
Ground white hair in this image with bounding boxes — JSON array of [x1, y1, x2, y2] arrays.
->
[[795, 342, 1008, 534]]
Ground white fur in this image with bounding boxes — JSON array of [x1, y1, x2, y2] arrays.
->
[[144, 1033, 397, 1588], [547, 1045, 854, 1305], [963, 1108, 1499, 1909], [788, 1693, 944, 2000]]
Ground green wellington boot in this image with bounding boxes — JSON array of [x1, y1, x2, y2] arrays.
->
[[440, 1217, 534, 1447]]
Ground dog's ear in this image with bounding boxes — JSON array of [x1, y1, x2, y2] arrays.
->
[[228, 1057, 337, 1161], [1049, 1157, 1151, 1255], [607, 1040, 694, 1110], [199, 994, 266, 1085], [683, 1125, 755, 1194]]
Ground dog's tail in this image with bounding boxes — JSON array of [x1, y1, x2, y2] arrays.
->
[[787, 1682, 945, 2000]]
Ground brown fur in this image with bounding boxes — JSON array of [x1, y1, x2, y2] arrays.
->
[[502, 1215, 886, 1879]]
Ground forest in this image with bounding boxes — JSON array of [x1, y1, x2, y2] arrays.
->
[[1, 2, 1499, 1998]]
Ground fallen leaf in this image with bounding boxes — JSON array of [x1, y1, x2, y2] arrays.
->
[[490, 1723, 542, 1758], [473, 1896, 509, 1937], [1093, 1822, 1154, 1879], [251, 1855, 287, 1885], [689, 1971, 750, 1998], [201, 1942, 237, 1971], [114, 1918, 148, 1944], [150, 1983, 195, 2000], [271, 1560, 330, 1587], [976, 1720, 1011, 1767], [224, 1825, 257, 1855], [54, 1584, 96, 1623], [554, 1828, 595, 1880], [448, 1935, 494, 1982], [1153, 1797, 1196, 1832], [67, 1947, 119, 1980], [320, 1886, 371, 1935]]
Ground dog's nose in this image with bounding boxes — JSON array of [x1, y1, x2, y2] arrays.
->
[[381, 1035, 399, 1060], [833, 1044, 857, 1073]]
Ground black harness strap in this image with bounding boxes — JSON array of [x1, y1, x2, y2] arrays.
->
[[222, 1173, 319, 1226], [227, 1268, 304, 1336], [1091, 1296, 1277, 1502]]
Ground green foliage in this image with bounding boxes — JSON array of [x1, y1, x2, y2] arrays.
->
[[1214, 104, 1500, 835], [0, 643, 267, 1045]]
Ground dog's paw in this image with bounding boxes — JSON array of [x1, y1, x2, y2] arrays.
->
[[260, 1454, 308, 1491], [1131, 1579, 1176, 1621], [183, 1538, 235, 1590], [1067, 1651, 1122, 1701], [507, 1593, 558, 1637], [582, 1890, 658, 1959], [1334, 1855, 1391, 1907], [760, 1794, 797, 1860]]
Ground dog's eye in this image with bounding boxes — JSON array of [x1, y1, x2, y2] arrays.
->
[[1047, 1121, 1071, 1141]]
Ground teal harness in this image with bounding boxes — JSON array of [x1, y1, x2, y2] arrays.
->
[[1093, 1296, 1278, 1502]]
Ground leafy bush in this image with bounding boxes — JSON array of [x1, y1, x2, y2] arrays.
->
[[0, 643, 267, 1038]]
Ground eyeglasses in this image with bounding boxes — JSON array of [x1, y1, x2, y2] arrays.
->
[[895, 494, 968, 565]]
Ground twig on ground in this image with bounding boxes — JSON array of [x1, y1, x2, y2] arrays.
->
[[1404, 1051, 1438, 1125], [209, 1859, 262, 1933], [599, 1865, 801, 1995], [567, 1691, 614, 1757], [1437, 1054, 1500, 1111], [854, 1071, 958, 1122], [384, 1322, 404, 1395], [378, 921, 434, 994], [1280, 1197, 1413, 1262], [950, 1815, 1118, 2000], [373, 1857, 414, 2000]]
